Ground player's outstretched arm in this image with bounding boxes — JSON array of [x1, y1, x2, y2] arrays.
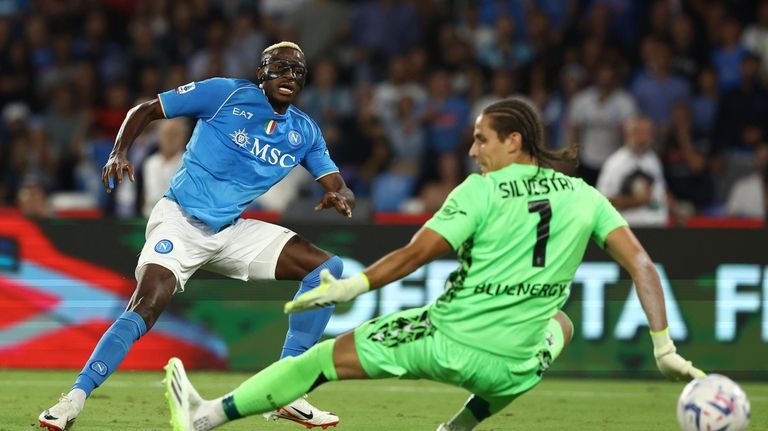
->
[[102, 98, 165, 192], [604, 226, 705, 381], [316, 173, 355, 218], [285, 227, 452, 313]]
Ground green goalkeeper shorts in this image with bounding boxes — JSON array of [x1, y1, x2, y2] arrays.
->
[[353, 306, 556, 401]]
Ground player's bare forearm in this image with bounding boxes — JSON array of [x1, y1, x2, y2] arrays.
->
[[102, 98, 165, 191], [316, 173, 355, 217], [364, 227, 452, 290], [604, 227, 668, 331], [111, 98, 165, 156]]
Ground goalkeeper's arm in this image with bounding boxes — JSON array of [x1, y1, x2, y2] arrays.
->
[[604, 226, 705, 381], [285, 227, 452, 313]]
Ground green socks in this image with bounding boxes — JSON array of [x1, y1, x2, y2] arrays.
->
[[224, 338, 338, 419]]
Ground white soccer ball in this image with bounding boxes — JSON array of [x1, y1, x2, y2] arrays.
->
[[677, 374, 751, 431]]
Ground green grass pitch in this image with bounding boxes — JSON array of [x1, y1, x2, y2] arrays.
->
[[4, 369, 766, 430]]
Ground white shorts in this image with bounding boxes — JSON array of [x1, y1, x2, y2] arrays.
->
[[135, 198, 296, 292]]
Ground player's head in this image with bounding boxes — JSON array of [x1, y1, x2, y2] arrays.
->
[[257, 41, 307, 108], [471, 98, 577, 173]]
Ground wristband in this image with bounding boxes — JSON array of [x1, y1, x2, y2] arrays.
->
[[354, 272, 371, 293], [650, 327, 672, 350]]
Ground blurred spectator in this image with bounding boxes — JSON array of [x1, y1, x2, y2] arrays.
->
[[476, 14, 532, 70], [90, 81, 131, 141], [228, 11, 266, 76], [597, 117, 669, 227], [0, 0, 764, 222], [414, 152, 462, 213], [471, 70, 517, 123], [725, 163, 767, 218], [690, 67, 719, 139], [17, 178, 51, 217], [661, 104, 713, 212], [712, 17, 748, 92], [713, 52, 768, 201], [670, 14, 707, 81], [0, 38, 35, 108], [44, 85, 87, 190], [298, 57, 354, 130], [418, 69, 470, 156], [353, 0, 420, 63], [455, 4, 494, 53], [289, 0, 352, 65], [140, 118, 188, 218], [568, 61, 637, 185], [161, 2, 203, 64], [74, 8, 123, 84], [742, 0, 768, 70], [335, 85, 390, 197], [124, 19, 167, 90], [373, 56, 427, 123], [372, 94, 427, 212], [188, 17, 242, 81], [631, 37, 691, 133], [543, 61, 586, 151]]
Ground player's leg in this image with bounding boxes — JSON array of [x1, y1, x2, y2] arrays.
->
[[166, 330, 366, 431], [39, 265, 176, 431], [438, 311, 573, 431], [271, 235, 344, 427], [39, 198, 208, 431], [274, 235, 343, 358], [205, 221, 343, 427]]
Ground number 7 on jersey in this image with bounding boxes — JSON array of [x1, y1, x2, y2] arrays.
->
[[527, 199, 551, 267]]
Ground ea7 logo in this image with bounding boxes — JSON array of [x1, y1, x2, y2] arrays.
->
[[233, 107, 253, 119]]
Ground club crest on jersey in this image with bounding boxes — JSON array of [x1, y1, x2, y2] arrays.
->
[[230, 128, 251, 148], [287, 130, 303, 147], [154, 239, 174, 254], [264, 120, 277, 135], [176, 82, 196, 94]]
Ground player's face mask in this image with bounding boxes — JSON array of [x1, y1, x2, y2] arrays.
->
[[260, 59, 307, 87]]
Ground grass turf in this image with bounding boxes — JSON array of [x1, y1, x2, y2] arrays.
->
[[4, 369, 766, 430]]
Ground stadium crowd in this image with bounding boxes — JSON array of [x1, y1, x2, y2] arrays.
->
[[1, 0, 767, 225]]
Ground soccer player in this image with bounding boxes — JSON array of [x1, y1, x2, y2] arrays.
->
[[165, 98, 705, 431], [39, 42, 348, 430]]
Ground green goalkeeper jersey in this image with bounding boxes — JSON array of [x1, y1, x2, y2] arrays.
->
[[424, 163, 627, 359]]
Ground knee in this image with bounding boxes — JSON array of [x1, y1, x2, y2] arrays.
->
[[131, 279, 175, 330], [324, 255, 344, 278]]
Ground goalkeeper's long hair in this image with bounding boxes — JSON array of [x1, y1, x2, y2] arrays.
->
[[483, 98, 579, 168]]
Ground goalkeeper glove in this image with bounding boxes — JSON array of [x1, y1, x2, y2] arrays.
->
[[284, 269, 370, 314], [651, 327, 706, 381]]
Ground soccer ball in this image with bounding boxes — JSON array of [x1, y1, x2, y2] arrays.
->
[[677, 374, 751, 431]]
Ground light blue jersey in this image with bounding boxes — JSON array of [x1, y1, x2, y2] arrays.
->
[[157, 78, 339, 232]]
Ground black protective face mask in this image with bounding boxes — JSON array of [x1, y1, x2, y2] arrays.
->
[[259, 59, 307, 87]]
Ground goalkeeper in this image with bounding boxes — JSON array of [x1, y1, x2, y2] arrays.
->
[[165, 98, 705, 431]]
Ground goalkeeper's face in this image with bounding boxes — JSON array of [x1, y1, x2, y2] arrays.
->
[[258, 47, 307, 106]]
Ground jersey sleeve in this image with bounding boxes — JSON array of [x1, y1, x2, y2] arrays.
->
[[158, 78, 241, 120], [591, 188, 628, 248], [301, 121, 339, 179], [424, 174, 488, 250]]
